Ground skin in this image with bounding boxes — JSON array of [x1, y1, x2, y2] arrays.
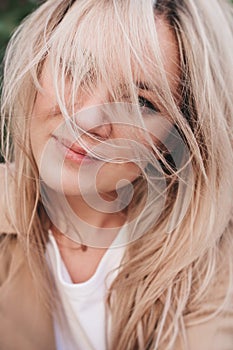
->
[[30, 17, 179, 283]]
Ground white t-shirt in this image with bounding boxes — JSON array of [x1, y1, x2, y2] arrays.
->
[[45, 226, 126, 350]]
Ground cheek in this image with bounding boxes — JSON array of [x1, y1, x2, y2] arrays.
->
[[30, 110, 62, 168], [30, 116, 44, 165], [30, 83, 61, 163], [30, 116, 51, 170]]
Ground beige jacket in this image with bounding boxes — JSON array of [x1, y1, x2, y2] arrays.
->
[[0, 165, 233, 350]]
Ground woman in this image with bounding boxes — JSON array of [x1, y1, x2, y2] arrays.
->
[[1, 0, 233, 349]]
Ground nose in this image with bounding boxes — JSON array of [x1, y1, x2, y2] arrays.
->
[[74, 93, 112, 140]]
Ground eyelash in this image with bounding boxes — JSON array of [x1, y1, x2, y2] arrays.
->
[[138, 96, 159, 113]]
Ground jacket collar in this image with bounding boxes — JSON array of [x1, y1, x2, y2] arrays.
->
[[0, 236, 56, 350]]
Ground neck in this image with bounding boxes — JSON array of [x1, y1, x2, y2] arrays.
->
[[49, 192, 126, 283], [50, 191, 126, 250], [66, 191, 126, 228]]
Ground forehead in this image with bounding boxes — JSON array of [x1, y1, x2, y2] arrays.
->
[[134, 16, 180, 93], [155, 17, 180, 88], [39, 16, 180, 99]]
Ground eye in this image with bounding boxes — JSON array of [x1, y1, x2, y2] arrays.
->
[[138, 96, 159, 113]]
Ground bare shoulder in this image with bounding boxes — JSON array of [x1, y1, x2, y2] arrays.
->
[[0, 163, 16, 234]]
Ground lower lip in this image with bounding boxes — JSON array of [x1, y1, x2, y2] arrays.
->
[[54, 137, 96, 164]]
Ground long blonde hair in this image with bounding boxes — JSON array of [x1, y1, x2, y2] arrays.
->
[[1, 0, 233, 349]]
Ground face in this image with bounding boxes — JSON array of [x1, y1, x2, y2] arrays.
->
[[30, 17, 179, 200]]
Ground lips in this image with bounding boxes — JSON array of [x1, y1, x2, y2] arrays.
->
[[52, 135, 99, 164], [52, 135, 87, 156], [54, 136, 88, 156]]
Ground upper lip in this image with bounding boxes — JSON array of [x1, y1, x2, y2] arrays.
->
[[55, 136, 88, 155]]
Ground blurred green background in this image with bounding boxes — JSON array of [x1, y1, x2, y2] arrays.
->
[[0, 0, 39, 162], [0, 0, 40, 67]]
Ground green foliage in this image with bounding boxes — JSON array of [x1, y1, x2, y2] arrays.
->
[[0, 1, 39, 162], [0, 0, 39, 68], [0, 2, 39, 122]]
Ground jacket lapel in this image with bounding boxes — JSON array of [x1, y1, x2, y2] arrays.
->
[[0, 237, 56, 350]]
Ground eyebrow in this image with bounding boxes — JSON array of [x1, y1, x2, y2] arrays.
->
[[136, 82, 152, 91], [46, 81, 155, 115]]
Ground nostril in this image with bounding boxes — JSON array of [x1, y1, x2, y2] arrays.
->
[[74, 105, 112, 140], [88, 123, 112, 141]]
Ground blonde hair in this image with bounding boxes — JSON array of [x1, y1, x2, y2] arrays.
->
[[1, 0, 233, 349]]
